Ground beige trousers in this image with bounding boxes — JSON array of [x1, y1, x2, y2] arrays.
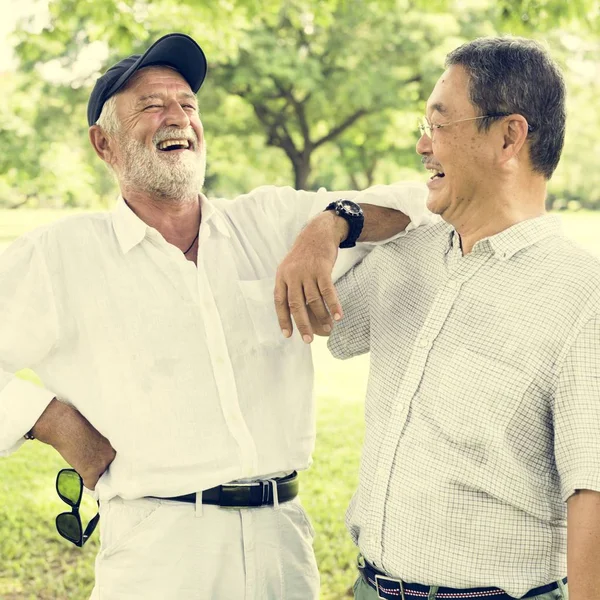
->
[[90, 495, 319, 600]]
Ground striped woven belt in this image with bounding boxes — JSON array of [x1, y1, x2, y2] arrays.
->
[[359, 559, 567, 600]]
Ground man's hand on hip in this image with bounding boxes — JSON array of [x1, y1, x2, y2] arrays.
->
[[31, 398, 116, 490], [274, 211, 347, 343]]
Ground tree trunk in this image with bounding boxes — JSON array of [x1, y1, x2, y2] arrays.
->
[[293, 155, 312, 190]]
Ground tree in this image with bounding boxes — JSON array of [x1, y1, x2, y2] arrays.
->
[[4, 0, 600, 203], [10, 0, 454, 191], [208, 1, 437, 188]]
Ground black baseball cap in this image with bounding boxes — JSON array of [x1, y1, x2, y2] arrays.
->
[[87, 33, 207, 126]]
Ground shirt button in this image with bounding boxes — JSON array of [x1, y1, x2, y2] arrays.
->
[[418, 335, 430, 348]]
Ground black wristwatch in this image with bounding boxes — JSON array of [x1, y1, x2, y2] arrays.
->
[[324, 199, 365, 248]]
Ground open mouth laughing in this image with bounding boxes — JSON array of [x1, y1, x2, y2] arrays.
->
[[424, 161, 445, 189], [156, 139, 194, 152], [154, 130, 198, 153], [426, 166, 445, 181]]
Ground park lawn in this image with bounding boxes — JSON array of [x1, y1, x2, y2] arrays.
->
[[1, 208, 600, 599]]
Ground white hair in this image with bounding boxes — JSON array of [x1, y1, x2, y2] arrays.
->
[[95, 95, 120, 135]]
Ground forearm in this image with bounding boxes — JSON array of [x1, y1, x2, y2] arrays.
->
[[274, 186, 419, 341], [317, 204, 411, 248], [357, 204, 411, 242], [567, 489, 600, 599], [32, 398, 116, 489]]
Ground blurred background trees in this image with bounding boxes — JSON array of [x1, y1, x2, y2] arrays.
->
[[1, 0, 599, 209]]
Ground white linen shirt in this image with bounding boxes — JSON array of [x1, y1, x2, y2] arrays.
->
[[0, 183, 430, 502], [328, 215, 600, 596]]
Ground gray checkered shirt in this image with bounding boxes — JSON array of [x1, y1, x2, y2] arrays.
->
[[328, 215, 600, 596]]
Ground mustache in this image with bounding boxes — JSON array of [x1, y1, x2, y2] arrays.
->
[[152, 127, 199, 146], [421, 156, 443, 171]]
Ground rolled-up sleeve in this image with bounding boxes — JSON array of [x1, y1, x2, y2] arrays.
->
[[554, 313, 600, 501], [0, 236, 59, 455]]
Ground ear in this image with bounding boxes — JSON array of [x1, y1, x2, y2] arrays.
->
[[500, 115, 529, 163], [89, 125, 117, 166]]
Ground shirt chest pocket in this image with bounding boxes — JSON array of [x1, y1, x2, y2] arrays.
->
[[238, 277, 284, 347], [431, 346, 532, 448]]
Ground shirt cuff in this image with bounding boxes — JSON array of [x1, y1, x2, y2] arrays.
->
[[0, 377, 56, 456], [560, 475, 600, 502]]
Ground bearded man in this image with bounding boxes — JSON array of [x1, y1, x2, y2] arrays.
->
[[0, 33, 430, 599]]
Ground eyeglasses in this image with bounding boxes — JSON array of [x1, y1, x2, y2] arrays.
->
[[55, 468, 99, 547], [417, 113, 526, 139]]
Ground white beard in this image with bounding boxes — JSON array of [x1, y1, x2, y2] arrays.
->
[[117, 129, 206, 201]]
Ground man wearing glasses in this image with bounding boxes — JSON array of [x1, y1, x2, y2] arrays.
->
[[0, 33, 432, 600], [296, 36, 600, 599]]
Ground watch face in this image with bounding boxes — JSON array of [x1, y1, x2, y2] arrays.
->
[[339, 200, 362, 216]]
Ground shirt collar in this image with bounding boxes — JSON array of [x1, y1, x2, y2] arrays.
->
[[198, 194, 231, 239], [111, 194, 231, 255], [447, 214, 562, 261], [112, 196, 148, 254]]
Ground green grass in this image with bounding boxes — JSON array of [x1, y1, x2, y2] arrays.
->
[[1, 208, 599, 599]]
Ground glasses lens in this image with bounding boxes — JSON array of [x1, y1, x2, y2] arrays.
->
[[56, 512, 83, 544], [417, 118, 430, 138], [57, 470, 83, 507]]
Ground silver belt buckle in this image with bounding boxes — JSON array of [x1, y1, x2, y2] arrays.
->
[[374, 574, 406, 600]]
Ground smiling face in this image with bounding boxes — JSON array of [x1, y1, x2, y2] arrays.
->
[[416, 65, 500, 220], [109, 66, 206, 200]]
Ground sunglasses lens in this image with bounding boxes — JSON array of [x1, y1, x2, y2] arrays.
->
[[57, 470, 83, 507], [56, 512, 82, 544]]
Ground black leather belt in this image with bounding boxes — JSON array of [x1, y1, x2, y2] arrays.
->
[[151, 471, 298, 508], [359, 559, 567, 600]]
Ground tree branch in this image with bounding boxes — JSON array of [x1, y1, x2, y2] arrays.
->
[[313, 108, 369, 149], [272, 77, 312, 148], [253, 103, 301, 163]]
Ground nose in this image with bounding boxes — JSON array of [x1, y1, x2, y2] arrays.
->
[[416, 131, 432, 157], [163, 99, 191, 128]]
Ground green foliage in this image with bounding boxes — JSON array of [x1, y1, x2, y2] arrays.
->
[[1, 0, 600, 203], [495, 0, 599, 33], [207, 0, 444, 187]]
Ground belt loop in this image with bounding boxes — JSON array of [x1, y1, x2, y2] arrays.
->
[[557, 578, 568, 598], [195, 490, 203, 518], [427, 585, 439, 600], [267, 479, 280, 509]]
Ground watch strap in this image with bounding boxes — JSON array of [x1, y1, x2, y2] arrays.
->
[[324, 200, 364, 248]]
